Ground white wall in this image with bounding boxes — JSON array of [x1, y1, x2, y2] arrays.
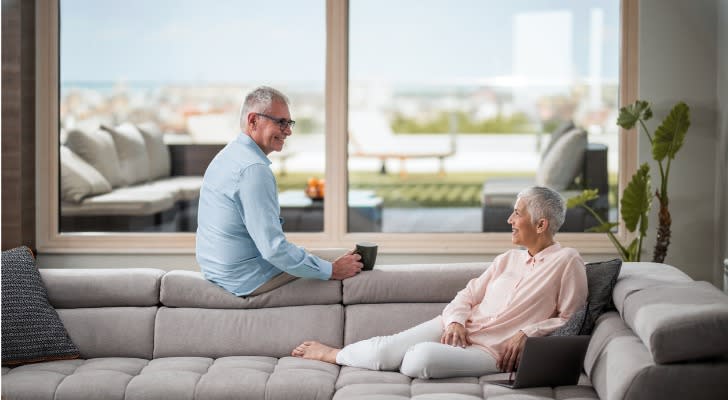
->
[[639, 0, 720, 283], [718, 0, 728, 290]]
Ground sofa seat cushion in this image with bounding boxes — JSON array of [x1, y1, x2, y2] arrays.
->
[[160, 270, 342, 308], [481, 178, 534, 207], [1, 356, 339, 400], [61, 187, 175, 216], [334, 367, 596, 399], [137, 176, 203, 202]]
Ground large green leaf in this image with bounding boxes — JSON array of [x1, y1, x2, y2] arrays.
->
[[566, 189, 599, 209], [617, 100, 653, 129], [586, 222, 619, 233], [652, 102, 690, 162], [621, 163, 651, 233]]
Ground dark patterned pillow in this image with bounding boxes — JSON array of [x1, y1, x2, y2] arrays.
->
[[550, 303, 588, 336], [1, 246, 79, 365], [579, 259, 623, 335]]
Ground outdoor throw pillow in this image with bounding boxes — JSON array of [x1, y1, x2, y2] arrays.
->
[[1, 246, 80, 365], [580, 258, 623, 335]]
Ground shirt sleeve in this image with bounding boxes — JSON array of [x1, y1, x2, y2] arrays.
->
[[520, 254, 588, 337], [237, 163, 332, 280], [442, 257, 501, 327]]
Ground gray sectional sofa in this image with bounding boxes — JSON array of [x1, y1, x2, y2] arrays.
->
[[3, 260, 728, 400]]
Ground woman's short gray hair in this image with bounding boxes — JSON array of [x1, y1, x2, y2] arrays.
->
[[239, 86, 290, 128], [516, 186, 566, 236]]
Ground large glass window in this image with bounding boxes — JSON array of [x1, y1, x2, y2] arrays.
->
[[39, 0, 634, 254], [59, 0, 326, 233], [348, 0, 620, 233]]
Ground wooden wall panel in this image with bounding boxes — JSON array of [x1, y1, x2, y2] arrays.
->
[[2, 0, 36, 251]]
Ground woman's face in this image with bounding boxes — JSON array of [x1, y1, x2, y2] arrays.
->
[[507, 198, 539, 247]]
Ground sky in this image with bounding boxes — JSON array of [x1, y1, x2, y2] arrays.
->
[[60, 0, 620, 85]]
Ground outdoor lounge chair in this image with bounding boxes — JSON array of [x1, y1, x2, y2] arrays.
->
[[348, 110, 457, 177]]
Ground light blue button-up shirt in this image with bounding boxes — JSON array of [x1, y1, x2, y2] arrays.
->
[[196, 133, 332, 296]]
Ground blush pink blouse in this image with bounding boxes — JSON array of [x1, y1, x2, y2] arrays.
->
[[442, 243, 588, 359]]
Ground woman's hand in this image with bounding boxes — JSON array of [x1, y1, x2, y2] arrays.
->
[[497, 330, 527, 372], [440, 322, 471, 348]]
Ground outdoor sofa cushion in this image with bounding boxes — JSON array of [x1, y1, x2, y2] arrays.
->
[[536, 128, 588, 190], [102, 123, 152, 185], [65, 127, 127, 188], [59, 145, 112, 202]]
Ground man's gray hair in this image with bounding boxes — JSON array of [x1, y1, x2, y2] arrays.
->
[[239, 86, 290, 128], [516, 186, 566, 236]]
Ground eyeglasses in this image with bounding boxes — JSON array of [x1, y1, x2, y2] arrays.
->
[[255, 113, 296, 130]]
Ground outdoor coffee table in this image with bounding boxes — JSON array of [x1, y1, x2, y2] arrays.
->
[[278, 190, 382, 232]]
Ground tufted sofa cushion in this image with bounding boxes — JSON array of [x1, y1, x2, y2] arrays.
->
[[2, 356, 339, 400]]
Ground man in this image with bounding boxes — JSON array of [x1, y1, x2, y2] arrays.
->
[[196, 86, 363, 296]]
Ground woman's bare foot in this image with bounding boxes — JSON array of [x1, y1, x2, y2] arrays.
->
[[291, 341, 340, 364]]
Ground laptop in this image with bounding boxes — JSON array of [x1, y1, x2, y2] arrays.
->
[[489, 335, 590, 389]]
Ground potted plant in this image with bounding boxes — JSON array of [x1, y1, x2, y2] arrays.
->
[[568, 100, 690, 262]]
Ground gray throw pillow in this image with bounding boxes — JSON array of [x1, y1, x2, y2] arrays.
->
[[535, 128, 588, 190], [1, 247, 80, 365], [541, 120, 576, 160], [580, 259, 623, 335], [550, 303, 588, 336]]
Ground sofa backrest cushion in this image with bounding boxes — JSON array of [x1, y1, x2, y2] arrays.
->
[[612, 262, 693, 315], [343, 263, 487, 304], [153, 305, 343, 359], [41, 268, 164, 308], [160, 270, 342, 308], [344, 303, 446, 345], [58, 307, 156, 359], [60, 145, 112, 202], [536, 128, 587, 190], [137, 122, 171, 179], [65, 128, 127, 188], [621, 280, 728, 364], [102, 123, 152, 185]]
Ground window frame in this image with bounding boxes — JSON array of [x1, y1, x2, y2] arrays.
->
[[36, 0, 638, 255]]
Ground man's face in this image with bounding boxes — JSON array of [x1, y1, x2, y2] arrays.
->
[[249, 99, 292, 155]]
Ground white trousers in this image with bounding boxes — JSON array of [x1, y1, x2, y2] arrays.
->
[[335, 316, 498, 379]]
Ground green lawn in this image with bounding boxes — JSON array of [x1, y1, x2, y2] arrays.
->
[[276, 172, 619, 208]]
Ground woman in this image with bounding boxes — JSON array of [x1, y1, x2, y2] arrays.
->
[[292, 186, 588, 379]]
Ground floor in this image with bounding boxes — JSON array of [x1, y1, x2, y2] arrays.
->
[[382, 207, 482, 233]]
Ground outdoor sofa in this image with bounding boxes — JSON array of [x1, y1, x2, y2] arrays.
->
[[3, 255, 728, 400], [481, 122, 609, 232], [60, 123, 201, 232]]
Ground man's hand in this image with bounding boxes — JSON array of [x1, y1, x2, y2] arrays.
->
[[497, 330, 527, 372], [440, 322, 470, 348], [330, 250, 363, 280]]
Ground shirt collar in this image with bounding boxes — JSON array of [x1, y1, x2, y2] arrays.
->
[[526, 242, 562, 265], [236, 132, 272, 166]]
